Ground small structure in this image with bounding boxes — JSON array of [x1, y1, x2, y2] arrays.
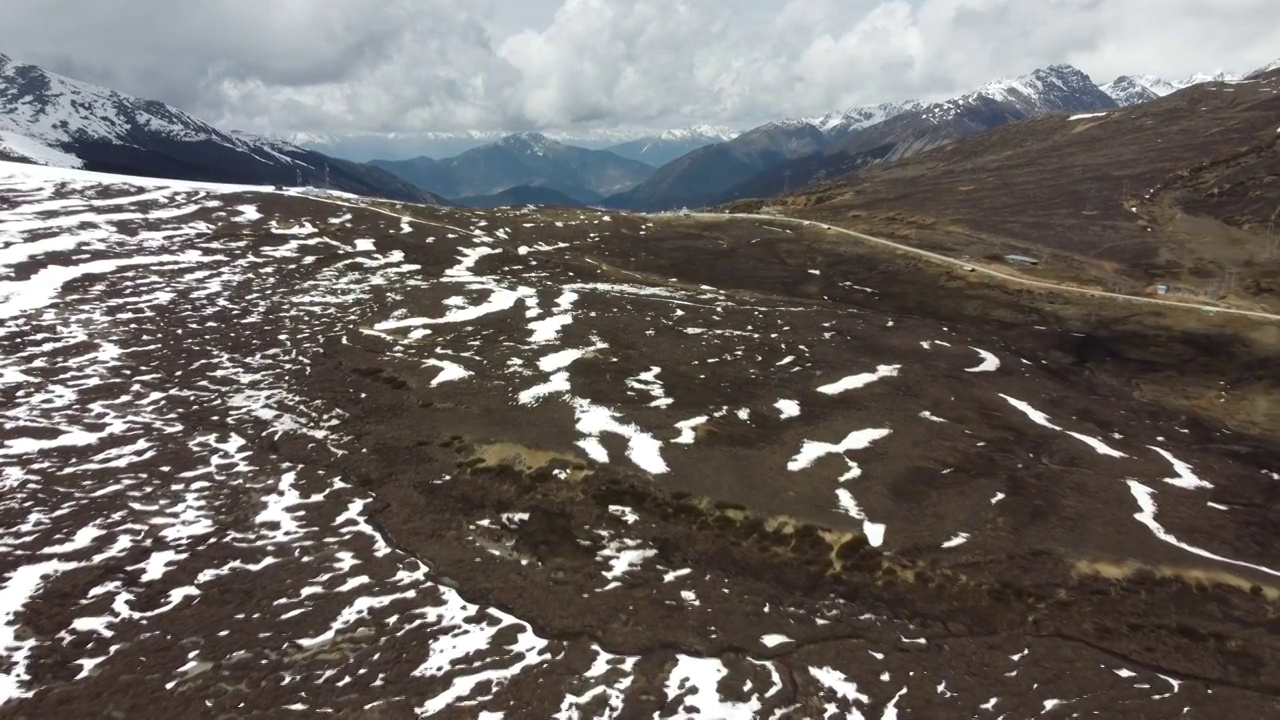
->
[[1003, 254, 1040, 267], [1155, 283, 1169, 295]]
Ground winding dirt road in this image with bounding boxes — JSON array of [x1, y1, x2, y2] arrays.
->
[[680, 211, 1280, 323]]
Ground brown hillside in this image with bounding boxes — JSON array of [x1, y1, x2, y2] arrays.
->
[[778, 71, 1280, 308]]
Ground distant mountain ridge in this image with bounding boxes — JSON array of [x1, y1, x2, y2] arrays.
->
[[454, 184, 586, 208], [370, 132, 654, 203], [605, 64, 1120, 211], [290, 124, 741, 162], [0, 53, 444, 204], [604, 125, 738, 167], [1099, 72, 1253, 107], [603, 58, 1280, 212]]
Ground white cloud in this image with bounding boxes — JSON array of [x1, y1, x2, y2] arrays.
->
[[0, 0, 1277, 135]]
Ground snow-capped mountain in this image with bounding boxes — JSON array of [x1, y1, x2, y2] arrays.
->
[[919, 64, 1117, 124], [727, 100, 924, 142], [1247, 58, 1280, 78], [1101, 68, 1261, 107], [601, 123, 740, 167], [1176, 71, 1242, 87], [650, 125, 739, 143], [495, 131, 558, 155], [611, 64, 1118, 211], [291, 125, 740, 163], [806, 101, 925, 136], [0, 53, 442, 203], [1101, 75, 1181, 106]]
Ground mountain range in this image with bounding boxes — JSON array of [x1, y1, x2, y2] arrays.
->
[[600, 59, 1278, 211], [758, 61, 1280, 305], [3, 50, 1277, 214], [369, 132, 655, 204], [1098, 71, 1251, 106], [604, 65, 1121, 211], [602, 126, 740, 166], [0, 53, 445, 204], [289, 125, 738, 165]]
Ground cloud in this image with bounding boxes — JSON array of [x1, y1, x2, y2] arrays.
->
[[0, 0, 1278, 135]]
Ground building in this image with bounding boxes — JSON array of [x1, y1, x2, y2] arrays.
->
[[1003, 254, 1040, 267]]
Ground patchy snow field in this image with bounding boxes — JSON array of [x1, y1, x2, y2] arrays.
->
[[0, 161, 1275, 717]]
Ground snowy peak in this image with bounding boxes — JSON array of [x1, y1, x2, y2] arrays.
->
[[1247, 58, 1280, 78], [967, 64, 1110, 112], [0, 53, 441, 203], [1176, 71, 1242, 87], [697, 100, 923, 142], [910, 64, 1115, 125], [1101, 75, 1176, 107], [654, 125, 738, 142], [496, 131, 560, 156], [0, 52, 318, 171], [0, 52, 229, 148], [602, 126, 740, 167], [808, 101, 924, 135], [501, 131, 550, 144], [1103, 67, 1259, 106]]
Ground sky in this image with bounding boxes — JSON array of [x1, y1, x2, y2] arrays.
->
[[2, 0, 1279, 139]]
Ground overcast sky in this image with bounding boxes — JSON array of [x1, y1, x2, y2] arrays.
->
[[3, 0, 1279, 136]]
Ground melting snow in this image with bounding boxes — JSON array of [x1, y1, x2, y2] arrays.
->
[[1000, 394, 1127, 458], [965, 347, 1000, 372], [1126, 481, 1280, 578], [816, 364, 901, 395], [760, 633, 793, 648], [775, 399, 801, 419], [788, 429, 893, 471], [1148, 447, 1212, 489]]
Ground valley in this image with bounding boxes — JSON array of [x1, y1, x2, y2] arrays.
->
[[2, 161, 1278, 718]]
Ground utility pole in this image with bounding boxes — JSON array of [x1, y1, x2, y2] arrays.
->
[[323, 163, 330, 189], [295, 167, 302, 186], [782, 169, 791, 194]]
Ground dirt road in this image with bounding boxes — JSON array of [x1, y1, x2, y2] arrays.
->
[[680, 211, 1280, 323]]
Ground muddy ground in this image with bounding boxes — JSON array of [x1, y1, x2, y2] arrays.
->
[[1, 164, 1279, 718]]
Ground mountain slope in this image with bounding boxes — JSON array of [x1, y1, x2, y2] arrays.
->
[[370, 133, 653, 201], [717, 64, 1118, 205], [766, 71, 1280, 307], [0, 53, 444, 204], [454, 183, 586, 208], [603, 119, 837, 211], [604, 126, 739, 167], [1246, 57, 1280, 79], [807, 101, 925, 140], [0, 129, 82, 167]]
